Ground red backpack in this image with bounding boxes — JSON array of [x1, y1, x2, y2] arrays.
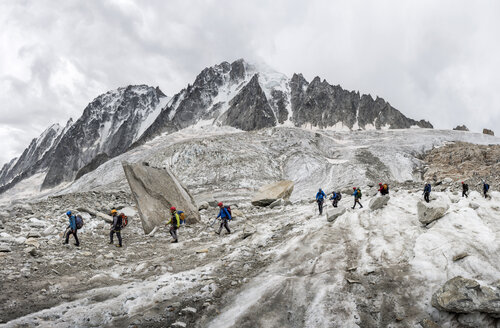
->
[[224, 206, 232, 218], [119, 213, 128, 228]]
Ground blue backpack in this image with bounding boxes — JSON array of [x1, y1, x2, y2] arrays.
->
[[485, 184, 489, 191]]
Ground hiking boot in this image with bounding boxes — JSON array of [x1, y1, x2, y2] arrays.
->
[[171, 240, 178, 243], [74, 243, 80, 247], [116, 245, 122, 248]]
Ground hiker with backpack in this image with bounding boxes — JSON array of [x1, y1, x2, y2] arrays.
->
[[483, 181, 490, 198], [109, 209, 123, 248], [461, 182, 469, 198], [378, 183, 389, 196], [166, 207, 181, 243], [352, 187, 363, 209], [316, 188, 326, 215], [330, 191, 341, 207], [423, 183, 431, 203], [63, 211, 80, 247], [216, 202, 231, 235]]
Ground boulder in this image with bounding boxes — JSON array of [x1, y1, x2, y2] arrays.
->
[[242, 223, 257, 239], [0, 245, 11, 252], [443, 178, 453, 184], [327, 207, 346, 222], [231, 208, 244, 218], [122, 162, 200, 234], [198, 201, 209, 210], [369, 195, 390, 211], [432, 276, 500, 318], [453, 125, 469, 131], [417, 200, 449, 225], [469, 202, 480, 210], [26, 231, 41, 238], [483, 128, 495, 136], [269, 198, 284, 209], [251, 180, 294, 207]]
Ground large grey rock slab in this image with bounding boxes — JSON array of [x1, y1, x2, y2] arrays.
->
[[432, 276, 500, 318], [251, 180, 294, 207], [369, 195, 390, 210], [122, 162, 200, 234], [327, 207, 346, 222], [417, 200, 449, 225]]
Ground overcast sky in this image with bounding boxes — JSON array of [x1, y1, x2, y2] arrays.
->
[[1, 0, 499, 166]]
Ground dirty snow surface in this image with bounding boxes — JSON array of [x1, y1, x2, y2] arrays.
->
[[1, 127, 499, 328]]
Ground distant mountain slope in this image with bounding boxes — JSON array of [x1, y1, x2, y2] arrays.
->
[[0, 85, 168, 192], [136, 59, 432, 145], [1, 59, 432, 195]]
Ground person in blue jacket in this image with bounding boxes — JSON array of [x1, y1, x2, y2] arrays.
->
[[330, 191, 341, 208], [423, 183, 431, 203], [316, 188, 326, 215], [64, 211, 79, 246], [216, 202, 231, 235]]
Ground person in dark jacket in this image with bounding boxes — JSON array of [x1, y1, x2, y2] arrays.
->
[[423, 183, 431, 203], [352, 187, 363, 209], [166, 207, 180, 243], [316, 188, 326, 215], [378, 183, 389, 196], [483, 181, 490, 198], [216, 202, 231, 235], [64, 211, 79, 246], [330, 192, 341, 207], [461, 182, 469, 198], [109, 209, 123, 247]]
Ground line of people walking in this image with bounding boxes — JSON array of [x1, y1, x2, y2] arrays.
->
[[314, 179, 492, 214]]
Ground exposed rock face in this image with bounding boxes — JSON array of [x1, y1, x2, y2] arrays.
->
[[0, 121, 72, 193], [122, 162, 200, 234], [42, 86, 167, 189], [432, 276, 500, 318], [289, 74, 432, 130], [327, 207, 346, 222], [453, 125, 469, 131], [251, 180, 294, 207], [369, 195, 390, 210], [223, 75, 276, 131], [483, 128, 495, 136], [417, 200, 449, 224], [423, 141, 500, 191]]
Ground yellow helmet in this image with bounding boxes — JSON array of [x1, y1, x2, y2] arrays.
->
[[111, 209, 117, 214]]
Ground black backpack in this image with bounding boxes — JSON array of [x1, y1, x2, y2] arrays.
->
[[336, 192, 342, 200], [75, 215, 84, 230]]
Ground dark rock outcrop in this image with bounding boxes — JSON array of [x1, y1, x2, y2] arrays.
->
[[453, 125, 469, 131], [223, 74, 276, 131], [290, 74, 432, 130], [483, 128, 495, 136]]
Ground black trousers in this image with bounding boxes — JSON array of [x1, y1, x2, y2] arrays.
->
[[424, 192, 430, 203], [218, 218, 231, 234], [353, 198, 363, 209], [317, 200, 324, 214], [332, 199, 338, 207], [462, 190, 468, 198], [110, 229, 122, 246], [65, 229, 79, 246]]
